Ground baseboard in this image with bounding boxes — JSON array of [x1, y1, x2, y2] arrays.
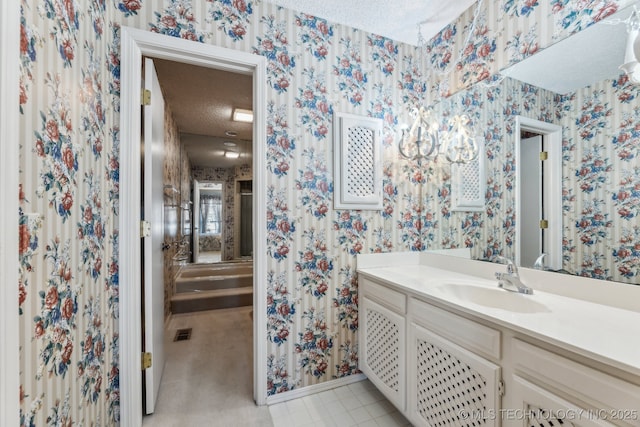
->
[[265, 373, 367, 405]]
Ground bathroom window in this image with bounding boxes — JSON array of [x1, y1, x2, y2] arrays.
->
[[200, 193, 222, 234]]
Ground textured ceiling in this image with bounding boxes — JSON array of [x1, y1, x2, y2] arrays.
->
[[264, 0, 477, 45], [153, 58, 253, 169], [502, 6, 632, 94]]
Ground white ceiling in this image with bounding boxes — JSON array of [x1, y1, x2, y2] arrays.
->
[[153, 59, 253, 169], [502, 5, 633, 94], [264, 0, 477, 45]]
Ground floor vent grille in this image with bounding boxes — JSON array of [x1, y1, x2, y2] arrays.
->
[[174, 328, 192, 342]]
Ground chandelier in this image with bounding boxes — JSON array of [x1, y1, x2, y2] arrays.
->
[[398, 110, 479, 164], [441, 114, 479, 163], [398, 107, 439, 160], [398, 19, 480, 164]]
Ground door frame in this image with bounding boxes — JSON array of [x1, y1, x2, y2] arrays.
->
[[0, 1, 20, 426], [119, 27, 268, 427], [514, 116, 563, 271], [193, 179, 201, 262]]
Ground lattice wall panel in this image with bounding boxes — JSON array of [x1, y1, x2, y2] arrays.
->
[[365, 307, 400, 392], [416, 339, 488, 427], [452, 139, 485, 212], [526, 405, 573, 427], [333, 112, 382, 209], [460, 160, 481, 202], [346, 126, 375, 198]]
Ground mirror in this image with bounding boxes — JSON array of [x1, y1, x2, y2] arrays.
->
[[427, 5, 639, 285]]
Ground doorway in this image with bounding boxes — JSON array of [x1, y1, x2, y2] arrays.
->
[[515, 116, 563, 271], [193, 181, 224, 263], [119, 27, 268, 427]]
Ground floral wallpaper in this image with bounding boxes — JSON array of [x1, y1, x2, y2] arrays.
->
[[162, 103, 190, 318], [16, 0, 639, 425], [560, 74, 640, 281], [19, 0, 120, 424]]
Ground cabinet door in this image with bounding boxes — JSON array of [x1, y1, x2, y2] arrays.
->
[[511, 376, 616, 427], [407, 322, 502, 427], [360, 296, 406, 411]]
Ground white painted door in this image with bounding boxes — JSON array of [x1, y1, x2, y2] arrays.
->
[[520, 135, 543, 268], [192, 180, 200, 262], [143, 57, 165, 415]]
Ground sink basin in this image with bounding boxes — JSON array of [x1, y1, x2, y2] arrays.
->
[[437, 283, 550, 313]]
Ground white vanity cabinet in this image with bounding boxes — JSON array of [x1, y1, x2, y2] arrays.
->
[[359, 277, 407, 411], [357, 270, 640, 427]]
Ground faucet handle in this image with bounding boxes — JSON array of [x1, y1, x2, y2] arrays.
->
[[496, 256, 518, 275]]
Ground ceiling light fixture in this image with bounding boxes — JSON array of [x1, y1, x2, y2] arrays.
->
[[398, 107, 440, 161], [223, 141, 237, 147], [225, 130, 238, 137], [232, 108, 253, 123], [440, 115, 479, 164], [397, 24, 479, 164], [224, 150, 240, 159], [619, 7, 640, 83], [603, 6, 640, 84]]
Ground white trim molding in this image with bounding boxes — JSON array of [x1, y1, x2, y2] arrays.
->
[[0, 1, 21, 426], [265, 373, 367, 406], [119, 27, 268, 427], [515, 116, 563, 271]]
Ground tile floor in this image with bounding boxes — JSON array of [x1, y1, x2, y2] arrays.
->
[[268, 380, 412, 427], [144, 306, 412, 427]]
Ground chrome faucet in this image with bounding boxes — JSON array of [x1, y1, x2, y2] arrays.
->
[[533, 253, 546, 270], [495, 256, 533, 294]]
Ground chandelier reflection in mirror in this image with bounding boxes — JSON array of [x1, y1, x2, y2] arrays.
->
[[398, 109, 479, 164], [398, 107, 439, 160], [398, 6, 481, 165], [441, 114, 479, 163]]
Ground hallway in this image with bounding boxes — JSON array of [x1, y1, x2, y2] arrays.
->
[[142, 307, 272, 426], [143, 307, 411, 426]]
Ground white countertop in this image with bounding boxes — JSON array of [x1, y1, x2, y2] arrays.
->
[[357, 260, 640, 377]]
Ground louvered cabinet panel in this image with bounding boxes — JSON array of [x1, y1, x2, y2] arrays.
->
[[407, 322, 502, 427], [333, 112, 383, 210], [360, 296, 406, 411]]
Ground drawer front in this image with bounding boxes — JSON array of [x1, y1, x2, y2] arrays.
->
[[512, 339, 640, 427], [359, 276, 406, 314], [409, 297, 501, 361]]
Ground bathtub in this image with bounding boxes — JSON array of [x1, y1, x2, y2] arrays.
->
[[174, 261, 253, 293]]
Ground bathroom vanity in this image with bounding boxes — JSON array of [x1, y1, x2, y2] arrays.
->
[[357, 252, 640, 427]]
